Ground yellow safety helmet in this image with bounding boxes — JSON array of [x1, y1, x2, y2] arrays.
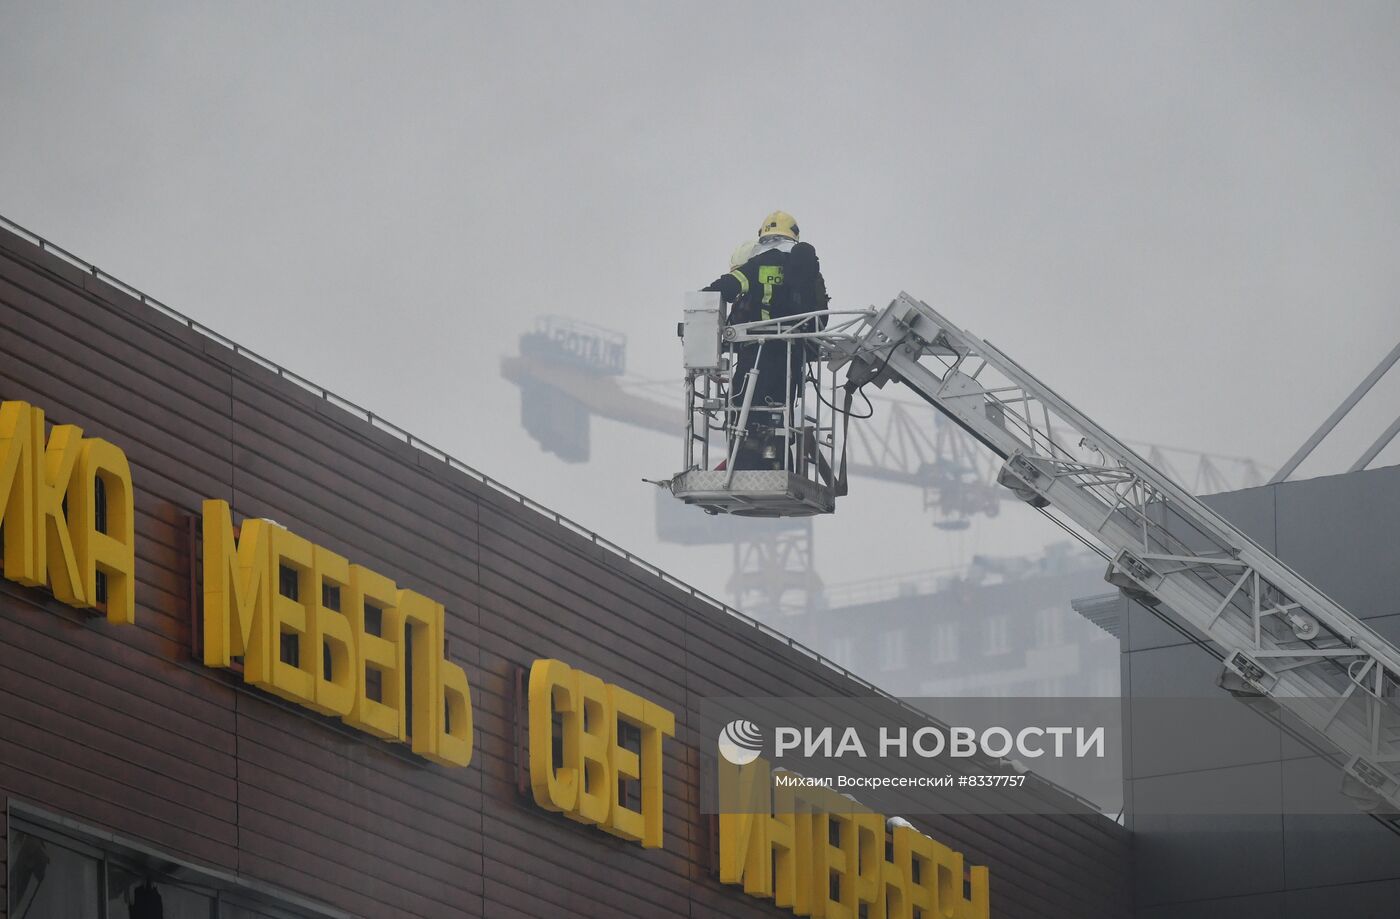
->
[[757, 210, 799, 242], [729, 239, 758, 270]]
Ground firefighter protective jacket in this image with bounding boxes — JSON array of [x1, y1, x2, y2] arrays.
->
[[704, 241, 830, 325]]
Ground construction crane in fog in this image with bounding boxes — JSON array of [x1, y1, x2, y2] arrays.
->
[[502, 315, 1268, 615]]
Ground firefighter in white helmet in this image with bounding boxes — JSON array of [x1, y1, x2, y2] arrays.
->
[[729, 238, 759, 271]]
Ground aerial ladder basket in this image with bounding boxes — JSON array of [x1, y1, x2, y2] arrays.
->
[[665, 291, 873, 517]]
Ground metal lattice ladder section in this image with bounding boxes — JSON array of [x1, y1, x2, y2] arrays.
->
[[832, 293, 1400, 816]]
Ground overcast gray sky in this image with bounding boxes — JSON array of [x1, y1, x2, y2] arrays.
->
[[3, 1, 1399, 612]]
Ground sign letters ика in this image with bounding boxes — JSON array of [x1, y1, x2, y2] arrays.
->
[[0, 400, 135, 623]]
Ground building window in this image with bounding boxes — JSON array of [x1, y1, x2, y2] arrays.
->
[[983, 616, 1010, 655], [929, 622, 959, 664], [107, 863, 215, 919], [10, 827, 100, 918], [9, 809, 342, 919], [877, 630, 906, 672]]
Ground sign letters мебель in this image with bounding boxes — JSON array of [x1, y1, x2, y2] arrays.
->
[[201, 499, 474, 767]]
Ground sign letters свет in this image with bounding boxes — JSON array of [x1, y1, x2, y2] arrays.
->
[[527, 658, 675, 848]]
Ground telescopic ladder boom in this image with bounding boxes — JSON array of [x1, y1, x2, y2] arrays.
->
[[831, 293, 1400, 813]]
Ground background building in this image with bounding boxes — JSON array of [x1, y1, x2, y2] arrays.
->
[[794, 543, 1119, 700], [1092, 465, 1400, 917]]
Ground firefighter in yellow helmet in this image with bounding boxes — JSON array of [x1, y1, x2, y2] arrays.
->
[[702, 212, 830, 469], [706, 211, 825, 321]]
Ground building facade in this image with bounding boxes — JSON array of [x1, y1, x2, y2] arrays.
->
[[0, 223, 1130, 917]]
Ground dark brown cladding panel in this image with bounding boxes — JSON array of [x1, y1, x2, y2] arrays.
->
[[0, 226, 1131, 919]]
